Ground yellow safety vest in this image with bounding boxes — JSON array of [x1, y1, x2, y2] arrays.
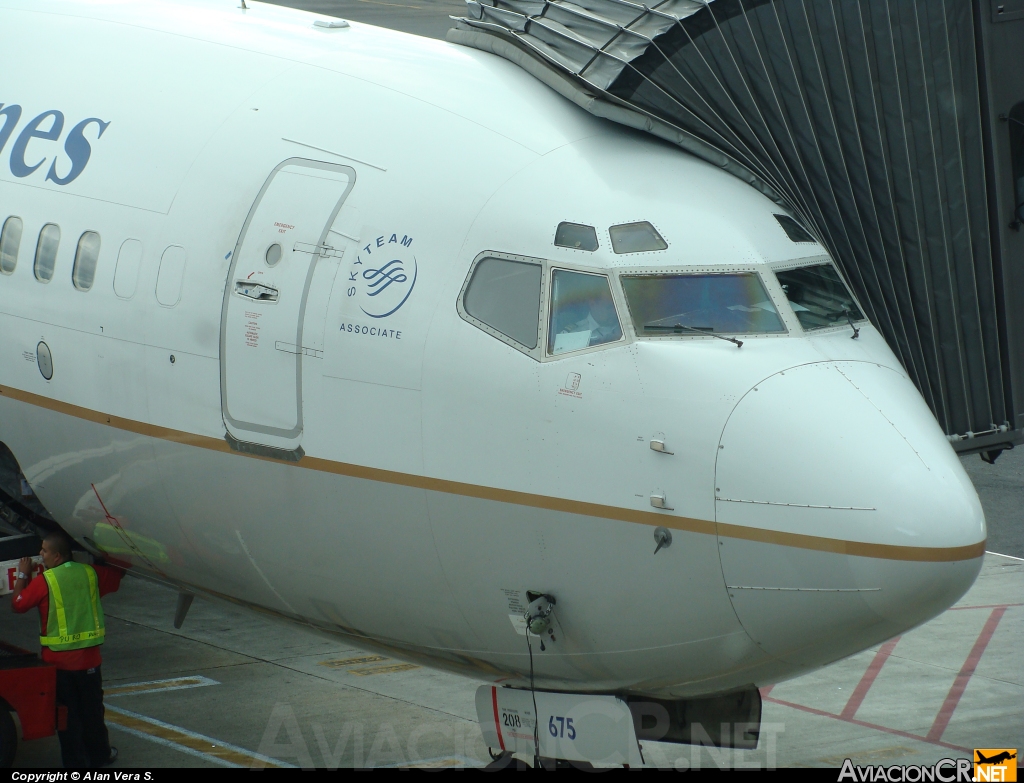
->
[[39, 562, 106, 651]]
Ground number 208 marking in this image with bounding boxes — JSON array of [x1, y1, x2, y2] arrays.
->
[[548, 716, 576, 740], [502, 711, 522, 729]]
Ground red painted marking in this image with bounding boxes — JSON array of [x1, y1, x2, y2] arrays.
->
[[491, 686, 505, 751], [840, 636, 900, 719], [88, 485, 135, 570], [761, 602, 1012, 753], [765, 695, 971, 753], [926, 606, 1007, 742], [91, 483, 117, 524]]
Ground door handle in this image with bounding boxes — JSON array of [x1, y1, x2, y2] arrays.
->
[[293, 242, 344, 258], [274, 341, 323, 358], [235, 281, 278, 301], [650, 439, 674, 455]]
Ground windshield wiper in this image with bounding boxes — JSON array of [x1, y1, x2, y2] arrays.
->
[[644, 323, 743, 348], [843, 308, 861, 339]]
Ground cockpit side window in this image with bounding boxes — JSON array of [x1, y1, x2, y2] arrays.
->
[[775, 263, 864, 331], [621, 273, 785, 337], [462, 256, 542, 351], [548, 269, 622, 355]]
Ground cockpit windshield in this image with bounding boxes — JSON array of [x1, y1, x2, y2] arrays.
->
[[775, 263, 864, 331], [621, 273, 786, 336]]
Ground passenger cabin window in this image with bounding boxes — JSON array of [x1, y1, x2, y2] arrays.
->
[[156, 245, 187, 307], [554, 222, 599, 251], [773, 214, 816, 243], [609, 221, 667, 254], [622, 273, 785, 336], [463, 257, 541, 349], [113, 239, 143, 299], [1010, 102, 1024, 228], [34, 224, 60, 282], [548, 270, 622, 354], [0, 217, 22, 275], [775, 263, 864, 331], [72, 231, 101, 291]]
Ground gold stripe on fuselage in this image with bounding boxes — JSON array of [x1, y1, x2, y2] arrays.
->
[[0, 383, 986, 563]]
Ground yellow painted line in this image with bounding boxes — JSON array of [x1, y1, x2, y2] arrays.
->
[[105, 705, 293, 768], [347, 663, 420, 676], [107, 675, 218, 697], [319, 655, 388, 668], [716, 522, 984, 563], [0, 383, 986, 563]]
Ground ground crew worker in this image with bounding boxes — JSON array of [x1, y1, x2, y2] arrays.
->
[[10, 532, 123, 768]]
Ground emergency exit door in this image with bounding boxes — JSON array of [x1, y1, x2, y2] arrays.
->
[[220, 158, 355, 456]]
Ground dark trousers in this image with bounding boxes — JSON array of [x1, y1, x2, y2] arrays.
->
[[55, 666, 111, 768]]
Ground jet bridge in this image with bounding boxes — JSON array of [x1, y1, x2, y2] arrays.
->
[[450, 0, 1024, 458]]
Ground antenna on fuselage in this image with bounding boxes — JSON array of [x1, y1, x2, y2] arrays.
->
[[240, 0, 248, 8]]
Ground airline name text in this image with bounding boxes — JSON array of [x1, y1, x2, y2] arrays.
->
[[0, 102, 110, 186]]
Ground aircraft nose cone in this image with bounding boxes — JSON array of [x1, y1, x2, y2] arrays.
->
[[714, 361, 985, 669]]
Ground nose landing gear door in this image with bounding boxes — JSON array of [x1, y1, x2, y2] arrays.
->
[[220, 158, 356, 458]]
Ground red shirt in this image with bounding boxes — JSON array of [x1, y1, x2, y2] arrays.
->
[[12, 563, 123, 670]]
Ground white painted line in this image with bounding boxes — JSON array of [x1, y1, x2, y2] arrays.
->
[[105, 705, 296, 768], [108, 722, 241, 768], [106, 675, 220, 697], [986, 550, 1024, 562]]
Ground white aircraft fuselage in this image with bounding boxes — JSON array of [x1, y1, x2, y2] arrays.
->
[[0, 0, 985, 699]]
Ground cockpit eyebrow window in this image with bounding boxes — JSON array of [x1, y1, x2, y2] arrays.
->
[[773, 214, 816, 243], [463, 256, 542, 350], [554, 222, 599, 251], [621, 273, 785, 336], [609, 221, 667, 254], [775, 263, 864, 330], [548, 269, 622, 354]]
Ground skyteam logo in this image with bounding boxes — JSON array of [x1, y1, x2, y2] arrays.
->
[[346, 232, 417, 319]]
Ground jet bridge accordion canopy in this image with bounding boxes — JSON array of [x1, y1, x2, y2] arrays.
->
[[451, 0, 1024, 454]]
